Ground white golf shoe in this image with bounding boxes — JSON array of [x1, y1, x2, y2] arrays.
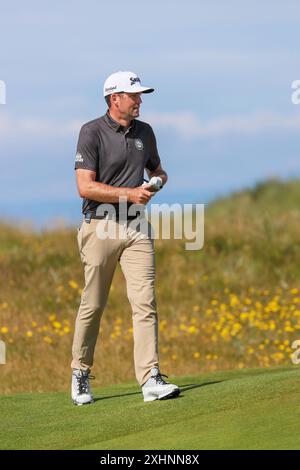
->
[[142, 367, 180, 402], [71, 369, 94, 406]]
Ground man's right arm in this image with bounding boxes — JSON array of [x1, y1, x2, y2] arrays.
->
[[76, 169, 154, 205]]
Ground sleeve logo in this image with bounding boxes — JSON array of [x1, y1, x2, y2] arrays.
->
[[75, 152, 84, 163]]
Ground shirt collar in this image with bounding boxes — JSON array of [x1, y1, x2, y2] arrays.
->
[[104, 110, 135, 133]]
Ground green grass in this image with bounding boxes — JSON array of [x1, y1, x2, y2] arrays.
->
[[1, 366, 300, 450]]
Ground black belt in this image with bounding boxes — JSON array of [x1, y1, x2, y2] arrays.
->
[[84, 211, 140, 223]]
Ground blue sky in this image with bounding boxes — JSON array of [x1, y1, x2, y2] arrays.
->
[[0, 0, 300, 227]]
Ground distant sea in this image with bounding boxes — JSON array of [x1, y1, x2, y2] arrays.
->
[[1, 177, 286, 231], [0, 189, 221, 231]]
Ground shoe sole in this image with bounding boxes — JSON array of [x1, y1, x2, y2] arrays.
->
[[159, 388, 180, 400], [72, 399, 94, 406], [144, 387, 180, 402]]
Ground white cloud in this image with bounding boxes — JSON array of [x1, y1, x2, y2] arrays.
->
[[0, 112, 81, 140], [144, 110, 300, 138], [154, 49, 298, 71], [1, 110, 300, 145]]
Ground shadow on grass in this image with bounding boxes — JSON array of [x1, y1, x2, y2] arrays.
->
[[180, 380, 224, 393], [93, 380, 224, 403]]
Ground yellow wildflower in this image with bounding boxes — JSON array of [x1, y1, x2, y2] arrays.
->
[[285, 326, 295, 332], [230, 295, 239, 307], [69, 280, 79, 289], [188, 326, 198, 334], [220, 327, 230, 339], [43, 336, 52, 344], [240, 313, 249, 321]]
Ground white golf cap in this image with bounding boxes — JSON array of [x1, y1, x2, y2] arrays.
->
[[103, 71, 154, 97]]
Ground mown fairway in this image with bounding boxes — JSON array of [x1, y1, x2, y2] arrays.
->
[[1, 367, 300, 450]]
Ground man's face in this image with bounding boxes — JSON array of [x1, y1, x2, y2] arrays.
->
[[114, 92, 143, 119]]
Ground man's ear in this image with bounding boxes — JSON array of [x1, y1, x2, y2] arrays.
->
[[110, 93, 118, 107]]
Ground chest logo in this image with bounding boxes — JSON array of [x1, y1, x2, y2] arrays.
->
[[135, 138, 144, 151]]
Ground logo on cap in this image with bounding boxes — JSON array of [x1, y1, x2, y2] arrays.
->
[[130, 77, 141, 86], [135, 138, 144, 150], [105, 85, 117, 93]]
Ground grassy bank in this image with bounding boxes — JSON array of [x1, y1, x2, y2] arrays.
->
[[1, 179, 300, 394]]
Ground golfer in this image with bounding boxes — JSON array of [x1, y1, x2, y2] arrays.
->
[[71, 71, 180, 404]]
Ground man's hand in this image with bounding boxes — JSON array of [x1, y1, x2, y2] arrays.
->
[[142, 176, 163, 192], [128, 186, 154, 204]]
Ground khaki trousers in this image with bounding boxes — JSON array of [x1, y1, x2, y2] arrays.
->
[[71, 217, 159, 386]]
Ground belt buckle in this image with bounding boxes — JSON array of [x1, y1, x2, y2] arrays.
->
[[84, 212, 92, 224]]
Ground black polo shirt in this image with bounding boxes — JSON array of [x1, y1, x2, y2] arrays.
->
[[74, 110, 161, 215]]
